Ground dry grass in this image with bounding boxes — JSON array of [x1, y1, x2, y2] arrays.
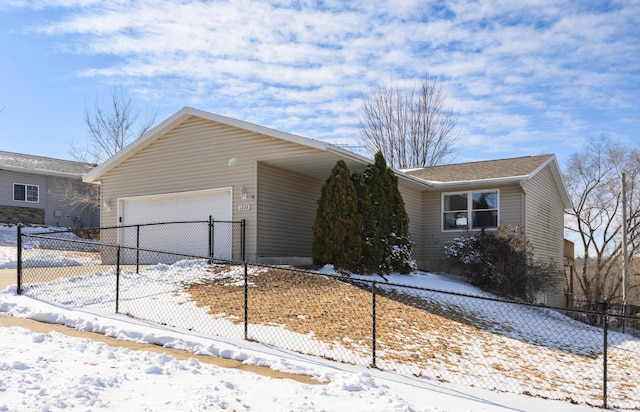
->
[[184, 265, 638, 409]]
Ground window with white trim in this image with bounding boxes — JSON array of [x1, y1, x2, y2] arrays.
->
[[442, 190, 498, 231], [13, 183, 39, 203]]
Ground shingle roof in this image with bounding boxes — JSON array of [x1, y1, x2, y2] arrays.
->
[[0, 151, 96, 177], [405, 154, 553, 183]]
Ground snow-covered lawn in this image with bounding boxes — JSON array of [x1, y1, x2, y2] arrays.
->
[[0, 224, 637, 410], [1, 290, 611, 412]]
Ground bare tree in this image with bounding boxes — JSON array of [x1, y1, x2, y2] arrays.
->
[[55, 176, 101, 215], [72, 87, 156, 164], [67, 88, 155, 212], [564, 135, 640, 304], [358, 73, 462, 169]]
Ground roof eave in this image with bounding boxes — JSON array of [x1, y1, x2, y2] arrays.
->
[[1, 165, 84, 179]]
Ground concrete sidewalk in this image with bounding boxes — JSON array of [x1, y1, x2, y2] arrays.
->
[[0, 269, 16, 290]]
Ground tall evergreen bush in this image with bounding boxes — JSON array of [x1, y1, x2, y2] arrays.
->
[[363, 152, 414, 274], [313, 153, 415, 274], [312, 160, 363, 272]]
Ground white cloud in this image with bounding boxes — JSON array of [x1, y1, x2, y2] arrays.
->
[[6, 0, 640, 162]]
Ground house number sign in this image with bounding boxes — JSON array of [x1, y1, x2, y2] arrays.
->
[[238, 204, 251, 211]]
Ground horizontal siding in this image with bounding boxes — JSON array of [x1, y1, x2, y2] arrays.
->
[[0, 170, 98, 228], [44, 176, 99, 228], [398, 185, 424, 265], [420, 184, 523, 272], [256, 163, 322, 257], [523, 166, 566, 306], [498, 185, 523, 226], [422, 190, 448, 271], [100, 116, 322, 260], [0, 170, 47, 209]]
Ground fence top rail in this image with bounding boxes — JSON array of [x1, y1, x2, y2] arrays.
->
[[20, 233, 249, 265], [21, 219, 245, 235]]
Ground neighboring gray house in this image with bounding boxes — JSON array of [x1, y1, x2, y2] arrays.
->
[[83, 107, 571, 306], [0, 151, 99, 228]]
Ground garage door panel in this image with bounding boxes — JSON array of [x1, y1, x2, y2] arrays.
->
[[119, 189, 232, 263]]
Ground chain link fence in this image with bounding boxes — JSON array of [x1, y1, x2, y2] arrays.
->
[[15, 224, 640, 410]]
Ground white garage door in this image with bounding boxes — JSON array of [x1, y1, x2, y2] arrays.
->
[[118, 188, 233, 262]]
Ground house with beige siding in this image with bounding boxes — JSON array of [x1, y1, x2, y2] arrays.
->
[[83, 107, 571, 306], [0, 151, 99, 228], [405, 156, 572, 306]]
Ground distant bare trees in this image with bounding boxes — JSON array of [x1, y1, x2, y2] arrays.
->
[[72, 87, 156, 164], [564, 135, 640, 304], [68, 87, 155, 211], [358, 73, 462, 169]]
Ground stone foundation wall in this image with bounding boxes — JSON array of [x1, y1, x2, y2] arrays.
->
[[0, 205, 45, 225]]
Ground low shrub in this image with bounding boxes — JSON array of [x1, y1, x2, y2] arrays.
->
[[443, 225, 555, 301]]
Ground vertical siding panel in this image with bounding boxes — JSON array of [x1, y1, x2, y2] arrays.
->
[[421, 190, 444, 270]]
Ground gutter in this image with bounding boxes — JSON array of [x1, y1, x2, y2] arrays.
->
[[422, 175, 529, 189]]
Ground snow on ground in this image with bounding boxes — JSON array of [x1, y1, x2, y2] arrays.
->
[[0, 225, 624, 411], [1, 285, 610, 412]]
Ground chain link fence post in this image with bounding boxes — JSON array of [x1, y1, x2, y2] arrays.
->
[[115, 246, 121, 314], [16, 225, 22, 295], [244, 261, 248, 340], [136, 225, 140, 274], [371, 280, 377, 369], [208, 216, 213, 264], [241, 219, 246, 262], [602, 301, 608, 409]]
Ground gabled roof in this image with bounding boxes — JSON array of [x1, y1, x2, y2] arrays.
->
[[0, 151, 95, 178], [405, 154, 572, 208], [82, 106, 571, 208], [405, 155, 552, 183], [83, 107, 430, 190]]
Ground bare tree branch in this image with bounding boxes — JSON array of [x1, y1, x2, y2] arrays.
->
[[358, 73, 463, 169], [68, 87, 156, 211], [564, 134, 640, 304], [71, 87, 156, 164]]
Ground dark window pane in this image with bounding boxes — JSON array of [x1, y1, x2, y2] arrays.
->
[[472, 192, 497, 210], [14, 185, 25, 201], [27, 185, 38, 202], [444, 194, 467, 212], [472, 210, 498, 228], [443, 212, 468, 230]]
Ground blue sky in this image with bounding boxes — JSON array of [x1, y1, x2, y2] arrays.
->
[[1, 0, 639, 170]]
